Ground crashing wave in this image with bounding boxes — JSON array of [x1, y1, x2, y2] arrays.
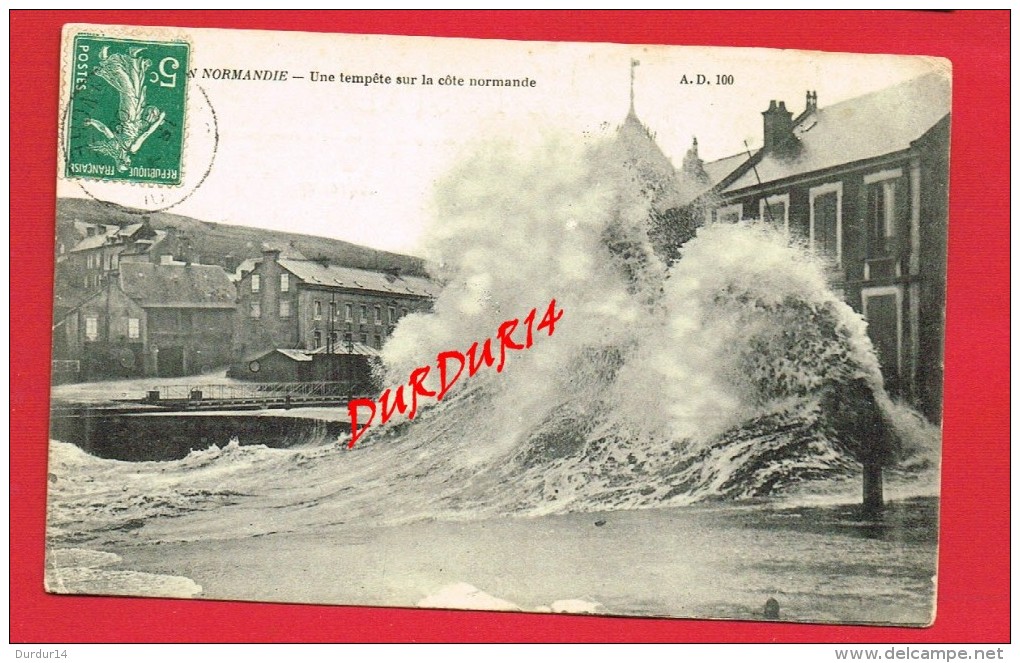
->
[[47, 135, 939, 545]]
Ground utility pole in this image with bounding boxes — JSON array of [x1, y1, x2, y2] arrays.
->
[[327, 293, 336, 355], [744, 139, 774, 226], [328, 293, 338, 382], [862, 463, 884, 520]]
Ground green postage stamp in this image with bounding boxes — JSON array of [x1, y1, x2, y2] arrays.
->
[[65, 34, 189, 185]]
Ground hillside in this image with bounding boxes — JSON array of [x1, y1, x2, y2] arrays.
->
[[56, 198, 427, 276]]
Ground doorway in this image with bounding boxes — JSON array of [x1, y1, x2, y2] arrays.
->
[[158, 346, 185, 377]]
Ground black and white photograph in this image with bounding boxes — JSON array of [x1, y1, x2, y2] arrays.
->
[[47, 24, 950, 626]]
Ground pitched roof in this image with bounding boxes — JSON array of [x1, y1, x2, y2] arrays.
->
[[119, 230, 168, 256], [614, 109, 683, 211], [676, 151, 748, 206], [53, 285, 98, 315], [229, 258, 258, 282], [117, 222, 144, 238], [273, 348, 315, 362], [118, 262, 236, 308], [311, 343, 380, 357], [613, 111, 748, 209], [261, 242, 307, 260], [723, 72, 951, 193], [277, 259, 440, 298], [69, 225, 119, 252], [254, 344, 381, 363]]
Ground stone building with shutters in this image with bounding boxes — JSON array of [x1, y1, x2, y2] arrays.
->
[[232, 248, 440, 366], [54, 262, 236, 379], [694, 73, 950, 422]]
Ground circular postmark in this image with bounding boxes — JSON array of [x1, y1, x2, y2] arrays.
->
[[59, 81, 219, 215]]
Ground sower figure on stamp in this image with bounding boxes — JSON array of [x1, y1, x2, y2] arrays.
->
[[85, 46, 167, 172]]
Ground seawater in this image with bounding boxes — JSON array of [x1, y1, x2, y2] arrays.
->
[[46, 134, 940, 622]]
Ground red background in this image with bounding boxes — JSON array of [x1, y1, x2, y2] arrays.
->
[[10, 10, 1010, 643]]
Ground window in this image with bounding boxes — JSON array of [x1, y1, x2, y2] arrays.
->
[[85, 315, 98, 341], [388, 306, 396, 324], [374, 335, 382, 349], [127, 318, 140, 339], [759, 194, 789, 234], [279, 300, 291, 318], [360, 333, 368, 344], [249, 302, 261, 318], [313, 300, 322, 319], [864, 169, 904, 260], [715, 204, 742, 224], [251, 274, 261, 293], [344, 303, 353, 322], [360, 305, 368, 324], [809, 182, 843, 264], [329, 301, 337, 320], [280, 273, 289, 292], [374, 306, 382, 325], [862, 285, 904, 393], [111, 253, 119, 269], [313, 331, 322, 348], [149, 309, 172, 329]]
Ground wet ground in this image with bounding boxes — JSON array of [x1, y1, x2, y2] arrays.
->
[[50, 497, 937, 626]]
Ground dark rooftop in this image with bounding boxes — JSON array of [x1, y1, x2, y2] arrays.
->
[[277, 259, 440, 299], [723, 72, 951, 193], [118, 263, 236, 308]]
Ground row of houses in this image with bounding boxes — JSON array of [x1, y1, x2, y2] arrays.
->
[[52, 245, 438, 383], [642, 71, 950, 423], [52, 72, 949, 423]]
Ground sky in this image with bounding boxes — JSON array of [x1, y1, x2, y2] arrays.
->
[[57, 25, 948, 255]]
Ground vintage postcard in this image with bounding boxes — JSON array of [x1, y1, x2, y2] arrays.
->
[[48, 23, 950, 625]]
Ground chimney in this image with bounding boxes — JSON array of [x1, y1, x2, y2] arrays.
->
[[805, 90, 818, 114], [262, 246, 283, 264], [681, 136, 709, 183], [762, 99, 796, 154]]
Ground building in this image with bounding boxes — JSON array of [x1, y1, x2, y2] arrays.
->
[[55, 219, 96, 263], [55, 262, 236, 379], [58, 218, 187, 291], [610, 69, 749, 263], [693, 73, 950, 422], [233, 248, 440, 362], [229, 346, 380, 392]]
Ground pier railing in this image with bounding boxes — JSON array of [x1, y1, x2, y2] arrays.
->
[[144, 381, 366, 409]]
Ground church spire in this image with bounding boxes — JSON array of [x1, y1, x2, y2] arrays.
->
[[681, 135, 709, 183], [629, 58, 640, 115]]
